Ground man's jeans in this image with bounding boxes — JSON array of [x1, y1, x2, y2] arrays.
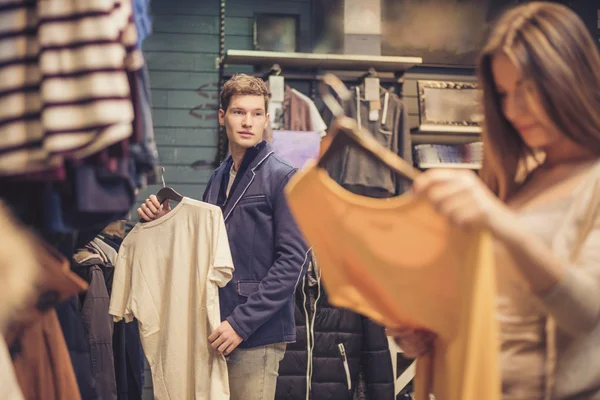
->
[[227, 343, 286, 400]]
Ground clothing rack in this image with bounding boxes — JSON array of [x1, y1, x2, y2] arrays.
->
[[215, 49, 423, 163]]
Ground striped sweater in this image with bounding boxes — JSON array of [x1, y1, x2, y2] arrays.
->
[[0, 0, 144, 176]]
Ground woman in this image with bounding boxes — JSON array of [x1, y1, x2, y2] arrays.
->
[[389, 2, 600, 399]]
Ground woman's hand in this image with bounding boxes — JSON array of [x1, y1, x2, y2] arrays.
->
[[412, 169, 513, 234], [387, 327, 436, 358]]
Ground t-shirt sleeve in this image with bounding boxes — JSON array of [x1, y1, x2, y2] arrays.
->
[[209, 208, 234, 288], [541, 212, 600, 336], [109, 241, 160, 337], [109, 250, 135, 323]]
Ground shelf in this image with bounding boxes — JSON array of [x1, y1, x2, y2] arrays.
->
[[411, 133, 480, 145], [222, 50, 423, 72], [418, 162, 481, 170], [417, 124, 482, 134]]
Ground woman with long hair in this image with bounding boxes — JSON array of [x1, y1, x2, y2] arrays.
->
[[389, 2, 600, 399]]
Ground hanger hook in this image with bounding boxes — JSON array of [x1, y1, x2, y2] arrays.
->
[[272, 63, 282, 76], [319, 73, 351, 118], [161, 167, 166, 188]]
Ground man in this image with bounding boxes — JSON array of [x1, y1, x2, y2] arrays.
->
[[138, 74, 310, 399]]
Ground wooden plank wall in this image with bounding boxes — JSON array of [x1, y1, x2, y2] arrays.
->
[[137, 0, 312, 210]]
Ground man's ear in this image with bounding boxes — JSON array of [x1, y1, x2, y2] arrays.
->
[[218, 109, 225, 126], [265, 112, 270, 127]]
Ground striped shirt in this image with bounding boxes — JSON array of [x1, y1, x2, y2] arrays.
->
[[0, 0, 144, 177]]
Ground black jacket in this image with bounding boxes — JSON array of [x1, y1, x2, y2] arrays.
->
[[276, 259, 395, 400]]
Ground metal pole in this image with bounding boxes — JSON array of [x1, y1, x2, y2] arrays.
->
[[214, 0, 227, 165]]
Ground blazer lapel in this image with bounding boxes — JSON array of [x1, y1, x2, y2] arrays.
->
[[222, 143, 274, 221], [206, 158, 229, 205]]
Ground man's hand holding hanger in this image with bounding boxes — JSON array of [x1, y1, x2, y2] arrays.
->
[[137, 195, 171, 222]]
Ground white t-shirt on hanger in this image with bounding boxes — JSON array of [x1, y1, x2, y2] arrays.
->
[[110, 198, 234, 400]]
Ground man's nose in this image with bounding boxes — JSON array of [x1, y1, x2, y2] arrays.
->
[[242, 113, 252, 126]]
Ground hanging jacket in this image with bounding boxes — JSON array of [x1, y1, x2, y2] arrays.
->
[[265, 85, 314, 142], [72, 251, 118, 400], [276, 259, 395, 400], [323, 84, 412, 197], [6, 236, 88, 400]]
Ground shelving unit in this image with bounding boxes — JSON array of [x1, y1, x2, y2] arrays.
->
[[417, 124, 482, 134], [418, 162, 481, 170], [411, 132, 480, 145], [221, 50, 423, 72], [216, 49, 424, 162]]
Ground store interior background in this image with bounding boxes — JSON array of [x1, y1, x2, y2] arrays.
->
[[136, 0, 598, 205], [138, 1, 599, 397]]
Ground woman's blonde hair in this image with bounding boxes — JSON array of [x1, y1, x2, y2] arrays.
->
[[478, 2, 600, 200]]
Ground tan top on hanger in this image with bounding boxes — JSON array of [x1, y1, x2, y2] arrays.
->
[[285, 164, 500, 400]]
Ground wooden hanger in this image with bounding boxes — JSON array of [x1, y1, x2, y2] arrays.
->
[[318, 74, 420, 183], [156, 167, 183, 204]]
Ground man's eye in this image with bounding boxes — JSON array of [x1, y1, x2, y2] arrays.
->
[[234, 110, 244, 115], [255, 113, 264, 117]]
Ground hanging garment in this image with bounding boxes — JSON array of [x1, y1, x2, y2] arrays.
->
[[112, 317, 144, 400], [110, 198, 234, 400], [291, 89, 328, 138], [322, 85, 412, 197], [129, 64, 159, 188], [284, 164, 500, 400], [271, 130, 321, 169], [265, 85, 314, 142], [71, 252, 118, 400], [11, 310, 83, 400], [0, 203, 38, 400], [95, 233, 145, 400], [276, 257, 395, 400], [0, 0, 144, 176], [5, 226, 88, 400], [132, 0, 153, 47], [0, 337, 24, 400], [0, 202, 40, 331], [55, 294, 99, 400]]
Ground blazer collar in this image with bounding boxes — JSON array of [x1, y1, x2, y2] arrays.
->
[[208, 141, 274, 218]]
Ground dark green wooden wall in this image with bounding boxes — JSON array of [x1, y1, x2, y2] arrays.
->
[[136, 0, 312, 208]]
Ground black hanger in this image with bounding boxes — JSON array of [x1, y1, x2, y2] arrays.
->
[[156, 167, 183, 204], [262, 63, 282, 80], [318, 74, 420, 183], [358, 67, 378, 82]]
